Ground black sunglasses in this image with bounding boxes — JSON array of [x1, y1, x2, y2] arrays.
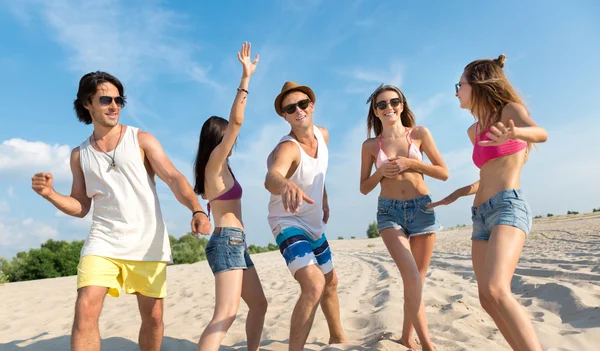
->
[[454, 83, 463, 94], [282, 99, 311, 115], [99, 96, 125, 107], [375, 98, 402, 110]]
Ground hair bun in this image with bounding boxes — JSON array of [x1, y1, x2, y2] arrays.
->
[[494, 54, 506, 68]]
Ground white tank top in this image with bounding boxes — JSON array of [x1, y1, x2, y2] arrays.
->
[[267, 126, 328, 240], [78, 126, 171, 262]]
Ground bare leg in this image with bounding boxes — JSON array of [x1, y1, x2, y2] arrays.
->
[[474, 225, 542, 351], [381, 228, 435, 351], [400, 233, 436, 349], [320, 269, 347, 344], [71, 286, 108, 351], [289, 264, 326, 351], [137, 294, 164, 351], [197, 269, 244, 351], [240, 267, 268, 351]]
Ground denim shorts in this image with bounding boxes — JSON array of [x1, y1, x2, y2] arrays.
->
[[377, 194, 442, 236], [471, 189, 532, 241], [205, 227, 254, 275]]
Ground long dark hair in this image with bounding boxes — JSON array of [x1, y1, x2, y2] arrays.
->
[[73, 71, 126, 124], [193, 116, 229, 196], [366, 85, 415, 137]]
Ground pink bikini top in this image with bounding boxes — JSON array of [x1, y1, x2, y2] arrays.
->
[[375, 128, 423, 169], [207, 166, 242, 215], [472, 122, 526, 169]]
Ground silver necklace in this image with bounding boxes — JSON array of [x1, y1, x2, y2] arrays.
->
[[92, 124, 123, 169]]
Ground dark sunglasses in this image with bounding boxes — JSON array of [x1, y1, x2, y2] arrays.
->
[[375, 98, 402, 110], [282, 99, 311, 115], [454, 82, 464, 94], [99, 96, 125, 107]]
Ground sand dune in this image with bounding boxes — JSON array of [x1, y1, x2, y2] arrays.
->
[[1, 215, 599, 350]]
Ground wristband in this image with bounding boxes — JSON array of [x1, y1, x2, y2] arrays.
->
[[192, 210, 208, 218], [237, 88, 249, 94]]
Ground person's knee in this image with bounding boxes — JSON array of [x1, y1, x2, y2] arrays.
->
[[324, 272, 339, 293], [298, 269, 325, 304], [141, 303, 164, 328], [252, 295, 268, 316], [479, 282, 510, 306], [74, 293, 103, 328]]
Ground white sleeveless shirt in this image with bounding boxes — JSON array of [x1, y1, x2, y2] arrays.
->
[[267, 126, 328, 240], [78, 126, 172, 262]]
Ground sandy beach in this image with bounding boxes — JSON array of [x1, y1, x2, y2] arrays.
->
[[1, 214, 598, 351]]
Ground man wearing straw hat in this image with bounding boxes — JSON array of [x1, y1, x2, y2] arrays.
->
[[265, 81, 346, 350]]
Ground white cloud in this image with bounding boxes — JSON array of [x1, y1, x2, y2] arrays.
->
[[9, 0, 219, 88], [0, 138, 71, 181], [0, 200, 10, 213], [0, 216, 58, 258], [7, 0, 222, 128], [343, 61, 405, 96], [7, 186, 15, 199]]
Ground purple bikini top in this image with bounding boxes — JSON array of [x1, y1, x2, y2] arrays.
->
[[207, 166, 242, 216]]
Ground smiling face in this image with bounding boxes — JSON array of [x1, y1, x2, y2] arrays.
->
[[83, 82, 122, 128], [374, 89, 404, 125], [281, 91, 314, 127]]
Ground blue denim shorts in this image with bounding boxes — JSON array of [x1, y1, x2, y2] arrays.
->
[[205, 227, 254, 275], [377, 194, 442, 237], [471, 189, 532, 241]]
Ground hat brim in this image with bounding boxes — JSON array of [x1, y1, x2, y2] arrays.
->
[[274, 86, 316, 116]]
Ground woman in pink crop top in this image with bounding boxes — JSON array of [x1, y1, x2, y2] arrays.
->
[[192, 43, 267, 351], [360, 84, 449, 351], [430, 55, 547, 351]]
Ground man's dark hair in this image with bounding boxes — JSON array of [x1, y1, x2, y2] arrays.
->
[[73, 71, 126, 124]]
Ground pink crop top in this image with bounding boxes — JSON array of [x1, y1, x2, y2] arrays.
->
[[375, 128, 422, 169], [207, 166, 242, 215], [472, 122, 526, 169]]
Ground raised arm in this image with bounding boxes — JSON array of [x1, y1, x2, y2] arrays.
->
[[480, 103, 548, 146], [32, 147, 92, 218], [407, 127, 449, 181], [138, 130, 211, 235], [207, 42, 259, 168]]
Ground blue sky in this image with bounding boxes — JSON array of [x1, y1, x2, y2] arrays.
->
[[0, 0, 598, 259]]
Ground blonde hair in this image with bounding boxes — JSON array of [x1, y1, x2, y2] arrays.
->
[[464, 54, 532, 153], [366, 85, 415, 137]]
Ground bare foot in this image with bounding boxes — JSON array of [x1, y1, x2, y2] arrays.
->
[[398, 337, 419, 350], [328, 336, 348, 344]]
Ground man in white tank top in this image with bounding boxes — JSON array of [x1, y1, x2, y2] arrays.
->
[[31, 71, 211, 351], [265, 81, 346, 350]]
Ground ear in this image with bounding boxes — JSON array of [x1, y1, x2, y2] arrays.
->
[[83, 99, 92, 111]]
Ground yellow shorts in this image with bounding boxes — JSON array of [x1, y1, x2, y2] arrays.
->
[[77, 255, 167, 298]]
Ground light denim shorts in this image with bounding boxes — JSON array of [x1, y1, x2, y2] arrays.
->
[[377, 194, 442, 237], [471, 189, 532, 241], [205, 227, 254, 275]]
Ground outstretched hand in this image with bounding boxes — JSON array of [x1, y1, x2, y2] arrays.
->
[[282, 181, 314, 213], [238, 42, 259, 77], [427, 189, 462, 208], [479, 119, 518, 146]]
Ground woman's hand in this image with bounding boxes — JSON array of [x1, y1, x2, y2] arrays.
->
[[238, 42, 259, 78]]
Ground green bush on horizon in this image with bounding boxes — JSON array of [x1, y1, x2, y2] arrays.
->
[[1, 234, 279, 282], [366, 221, 379, 238]]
